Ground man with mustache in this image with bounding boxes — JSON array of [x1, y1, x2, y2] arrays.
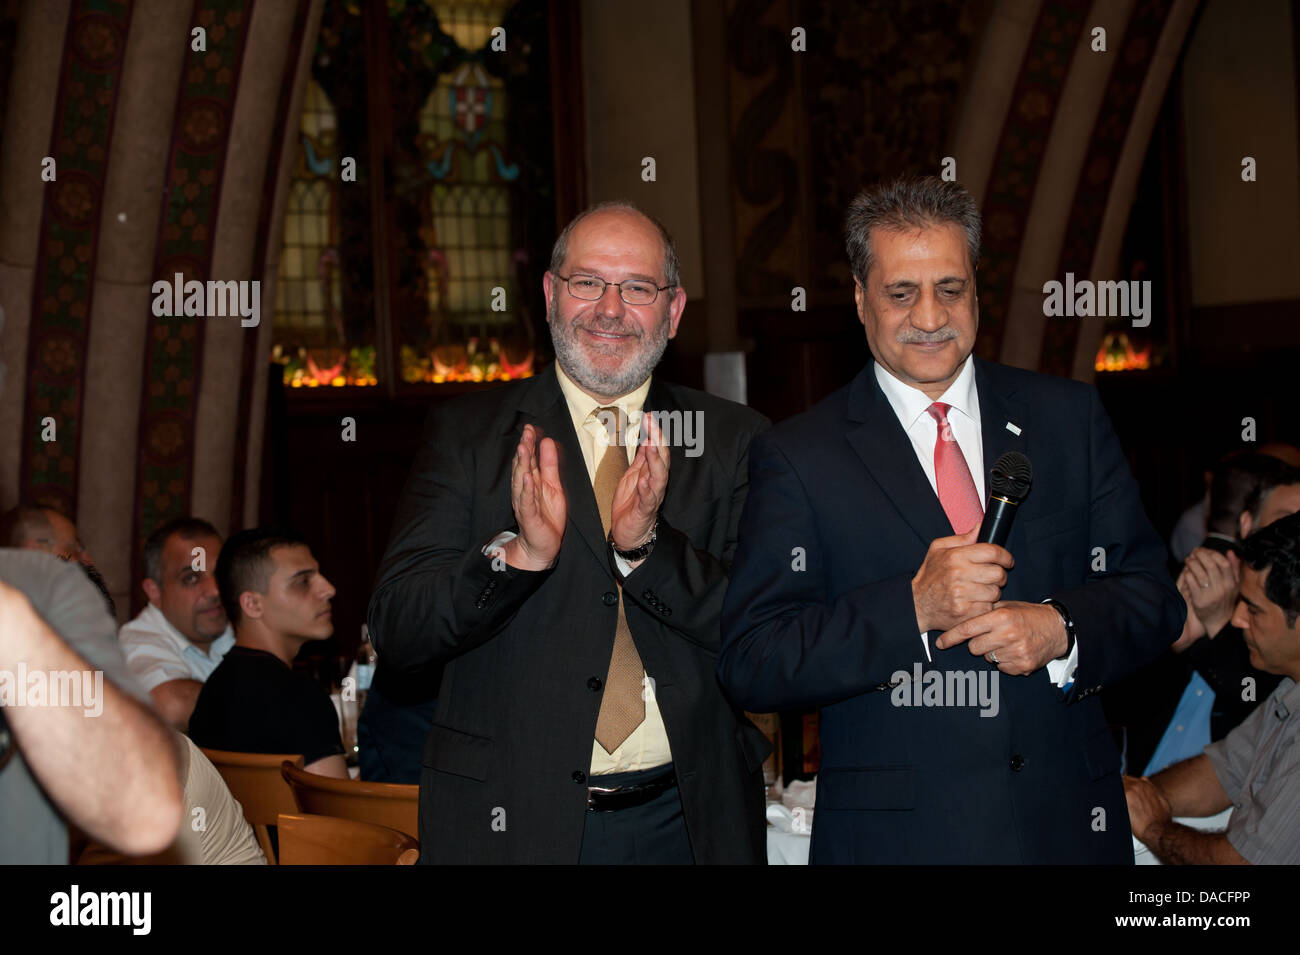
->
[[719, 176, 1183, 863], [119, 518, 235, 731], [369, 201, 771, 863]]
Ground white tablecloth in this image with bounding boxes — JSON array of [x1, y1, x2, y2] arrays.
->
[[765, 777, 1232, 865]]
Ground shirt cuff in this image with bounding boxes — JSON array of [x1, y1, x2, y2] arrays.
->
[[482, 530, 517, 558], [612, 551, 634, 577], [1046, 638, 1078, 689]]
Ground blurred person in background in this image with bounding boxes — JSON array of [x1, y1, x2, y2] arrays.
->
[[0, 549, 182, 863], [1125, 511, 1300, 864]]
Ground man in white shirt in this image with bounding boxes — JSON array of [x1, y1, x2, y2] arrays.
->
[[119, 517, 234, 731], [720, 175, 1183, 863]]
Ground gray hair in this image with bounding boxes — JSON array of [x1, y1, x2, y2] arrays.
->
[[549, 200, 681, 290], [844, 176, 981, 286]]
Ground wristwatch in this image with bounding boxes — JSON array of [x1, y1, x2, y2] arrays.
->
[[610, 519, 658, 562], [1041, 598, 1077, 660]]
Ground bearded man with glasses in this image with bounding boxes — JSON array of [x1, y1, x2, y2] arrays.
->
[[369, 200, 772, 864]]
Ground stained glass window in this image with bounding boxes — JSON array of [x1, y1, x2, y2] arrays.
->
[[272, 78, 376, 388], [402, 0, 530, 384], [271, 0, 549, 393]]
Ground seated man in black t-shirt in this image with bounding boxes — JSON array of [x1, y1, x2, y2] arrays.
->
[[189, 528, 347, 777]]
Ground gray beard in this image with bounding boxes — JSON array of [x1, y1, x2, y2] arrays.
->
[[548, 298, 670, 399]]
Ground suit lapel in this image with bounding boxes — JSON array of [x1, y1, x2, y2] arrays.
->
[[845, 366, 954, 546], [511, 365, 611, 573], [973, 358, 1029, 501]]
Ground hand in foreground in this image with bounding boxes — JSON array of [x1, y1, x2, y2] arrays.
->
[[935, 601, 1068, 675], [911, 527, 1013, 634], [1182, 546, 1239, 638], [1123, 774, 1171, 843], [503, 424, 566, 571], [610, 412, 670, 551], [1170, 568, 1207, 652]]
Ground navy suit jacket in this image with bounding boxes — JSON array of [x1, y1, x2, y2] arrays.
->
[[718, 358, 1184, 863]]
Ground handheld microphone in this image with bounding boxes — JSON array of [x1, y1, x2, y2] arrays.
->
[[978, 451, 1033, 547]]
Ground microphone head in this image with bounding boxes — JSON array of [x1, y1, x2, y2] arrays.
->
[[990, 451, 1033, 503]]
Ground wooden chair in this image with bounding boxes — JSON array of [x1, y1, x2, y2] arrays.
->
[[280, 760, 419, 840], [277, 813, 417, 865], [201, 748, 302, 864]]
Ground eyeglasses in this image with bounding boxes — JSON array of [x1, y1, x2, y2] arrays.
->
[[557, 273, 674, 306]]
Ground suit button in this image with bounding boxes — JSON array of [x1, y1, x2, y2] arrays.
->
[[587, 677, 603, 691], [661, 607, 671, 616], [1009, 755, 1025, 772], [572, 770, 586, 784], [642, 589, 655, 601], [602, 591, 617, 606]]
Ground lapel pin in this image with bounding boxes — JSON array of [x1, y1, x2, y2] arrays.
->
[[1005, 421, 1022, 436]]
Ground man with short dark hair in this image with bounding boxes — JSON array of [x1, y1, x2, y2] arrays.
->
[[1125, 511, 1300, 864], [1204, 453, 1295, 551], [720, 176, 1183, 863], [189, 528, 346, 778], [119, 517, 234, 731], [1110, 461, 1300, 776]]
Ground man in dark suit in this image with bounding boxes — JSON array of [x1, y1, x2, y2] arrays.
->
[[369, 201, 770, 864], [718, 176, 1184, 864]]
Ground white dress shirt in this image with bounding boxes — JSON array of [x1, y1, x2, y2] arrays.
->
[[873, 357, 1078, 688], [119, 603, 235, 692]]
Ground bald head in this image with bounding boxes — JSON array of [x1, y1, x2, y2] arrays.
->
[[548, 201, 680, 291], [0, 506, 90, 566]]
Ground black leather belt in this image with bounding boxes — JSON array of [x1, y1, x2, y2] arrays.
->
[[587, 767, 677, 812]]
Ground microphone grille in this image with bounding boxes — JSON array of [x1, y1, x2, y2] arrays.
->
[[990, 451, 1033, 503]]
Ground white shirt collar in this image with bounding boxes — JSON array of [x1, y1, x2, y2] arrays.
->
[[873, 354, 978, 429], [554, 361, 651, 421], [143, 601, 233, 661]]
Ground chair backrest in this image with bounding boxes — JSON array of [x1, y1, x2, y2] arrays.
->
[[202, 748, 303, 864], [277, 813, 418, 865], [281, 760, 419, 840]]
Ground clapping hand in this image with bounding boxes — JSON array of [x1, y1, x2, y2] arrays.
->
[[503, 424, 567, 571], [610, 412, 670, 554], [1181, 547, 1239, 638]]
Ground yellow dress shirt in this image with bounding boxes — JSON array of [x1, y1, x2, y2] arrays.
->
[[554, 363, 674, 775]]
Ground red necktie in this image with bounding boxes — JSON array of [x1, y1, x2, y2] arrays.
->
[[927, 402, 983, 534]]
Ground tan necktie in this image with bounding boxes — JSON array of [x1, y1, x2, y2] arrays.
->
[[592, 406, 646, 752]]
